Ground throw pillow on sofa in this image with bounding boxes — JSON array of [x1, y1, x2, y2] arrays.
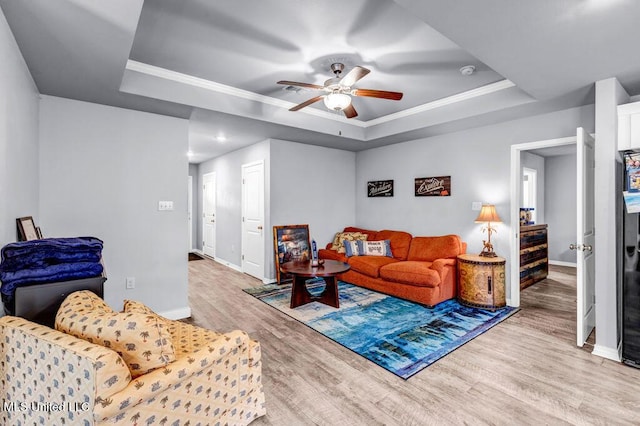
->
[[330, 232, 368, 253], [55, 291, 176, 378], [124, 299, 222, 358], [344, 240, 393, 257], [123, 299, 159, 316]]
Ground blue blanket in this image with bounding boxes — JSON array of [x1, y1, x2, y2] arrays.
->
[[0, 237, 104, 296], [0, 237, 103, 270], [0, 262, 104, 295]]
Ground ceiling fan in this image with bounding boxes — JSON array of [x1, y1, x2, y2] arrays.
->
[[277, 63, 403, 119]]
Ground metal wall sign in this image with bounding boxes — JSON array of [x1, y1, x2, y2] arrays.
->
[[368, 180, 394, 197], [414, 176, 451, 196]]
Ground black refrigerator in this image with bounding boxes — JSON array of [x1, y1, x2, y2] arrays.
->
[[622, 150, 640, 368]]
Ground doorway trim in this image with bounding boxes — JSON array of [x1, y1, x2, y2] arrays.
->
[[188, 176, 193, 252], [509, 136, 576, 307]]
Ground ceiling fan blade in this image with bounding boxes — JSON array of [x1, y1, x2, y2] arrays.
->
[[343, 104, 358, 119], [339, 66, 370, 87], [277, 80, 325, 90], [289, 95, 324, 111], [352, 88, 403, 101]]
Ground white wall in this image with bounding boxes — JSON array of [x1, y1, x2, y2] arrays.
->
[[197, 140, 271, 271], [269, 139, 356, 279], [356, 104, 595, 300], [593, 78, 628, 360], [0, 7, 39, 247], [545, 154, 577, 264], [197, 138, 356, 281], [38, 96, 190, 317]]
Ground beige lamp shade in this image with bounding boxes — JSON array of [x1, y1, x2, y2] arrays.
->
[[474, 204, 501, 257], [475, 204, 502, 223]]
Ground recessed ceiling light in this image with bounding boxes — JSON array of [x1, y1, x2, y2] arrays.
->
[[187, 150, 194, 157], [460, 65, 476, 76], [216, 135, 227, 142]]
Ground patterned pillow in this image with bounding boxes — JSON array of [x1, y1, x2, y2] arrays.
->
[[343, 240, 359, 257], [123, 299, 160, 317], [330, 232, 368, 253], [343, 240, 393, 257], [56, 291, 176, 378], [124, 300, 223, 359]]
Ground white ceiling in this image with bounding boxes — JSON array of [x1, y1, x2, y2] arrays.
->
[[2, 0, 639, 164]]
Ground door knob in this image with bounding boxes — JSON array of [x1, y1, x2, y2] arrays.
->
[[569, 243, 592, 252], [257, 226, 263, 230]]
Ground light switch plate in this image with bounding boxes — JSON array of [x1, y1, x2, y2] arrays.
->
[[472, 201, 483, 211], [126, 277, 135, 289], [158, 201, 174, 211]]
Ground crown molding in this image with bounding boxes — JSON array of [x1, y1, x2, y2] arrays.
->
[[365, 80, 516, 127], [125, 60, 366, 126], [125, 60, 516, 130]]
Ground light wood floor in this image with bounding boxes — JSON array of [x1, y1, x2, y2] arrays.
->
[[188, 259, 640, 425]]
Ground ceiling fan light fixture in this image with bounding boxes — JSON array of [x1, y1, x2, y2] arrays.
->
[[324, 93, 351, 111]]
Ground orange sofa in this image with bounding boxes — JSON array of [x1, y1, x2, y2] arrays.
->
[[319, 227, 467, 307]]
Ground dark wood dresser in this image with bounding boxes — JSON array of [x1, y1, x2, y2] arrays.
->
[[520, 224, 548, 289]]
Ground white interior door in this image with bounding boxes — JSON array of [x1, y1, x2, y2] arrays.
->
[[188, 176, 193, 251], [203, 172, 216, 258], [241, 161, 265, 280], [576, 127, 596, 347]]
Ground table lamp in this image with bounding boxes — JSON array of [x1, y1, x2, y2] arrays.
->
[[475, 204, 501, 257]]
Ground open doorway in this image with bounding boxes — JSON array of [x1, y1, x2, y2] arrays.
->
[[510, 135, 592, 347], [509, 136, 578, 306]]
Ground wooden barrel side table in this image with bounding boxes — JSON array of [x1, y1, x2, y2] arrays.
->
[[457, 254, 506, 310]]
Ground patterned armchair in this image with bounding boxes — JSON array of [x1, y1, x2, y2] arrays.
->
[[0, 291, 266, 425]]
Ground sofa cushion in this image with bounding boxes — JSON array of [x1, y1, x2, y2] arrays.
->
[[56, 291, 176, 378], [379, 261, 441, 287], [372, 230, 413, 260], [348, 256, 399, 278], [408, 235, 463, 262], [330, 231, 368, 253]]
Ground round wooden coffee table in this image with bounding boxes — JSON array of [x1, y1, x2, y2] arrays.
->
[[280, 260, 350, 308]]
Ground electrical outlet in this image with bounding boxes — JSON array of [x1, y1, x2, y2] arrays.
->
[[472, 201, 483, 211], [126, 277, 135, 289]]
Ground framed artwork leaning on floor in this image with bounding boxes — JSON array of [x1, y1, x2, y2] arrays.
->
[[273, 224, 310, 284]]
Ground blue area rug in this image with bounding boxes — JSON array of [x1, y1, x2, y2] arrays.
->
[[244, 281, 518, 379]]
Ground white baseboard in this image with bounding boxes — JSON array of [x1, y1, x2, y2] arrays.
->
[[214, 257, 242, 272], [159, 306, 192, 321], [210, 256, 275, 284], [549, 260, 577, 267], [592, 342, 622, 362]]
